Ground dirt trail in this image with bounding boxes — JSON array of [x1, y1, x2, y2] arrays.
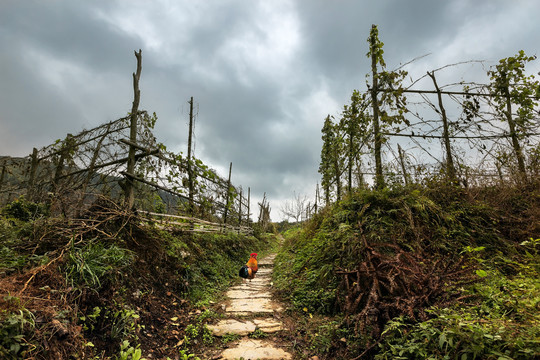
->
[[207, 254, 292, 359]]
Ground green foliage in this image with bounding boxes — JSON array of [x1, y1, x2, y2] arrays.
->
[[116, 340, 145, 360], [0, 296, 35, 359], [319, 115, 344, 203], [0, 217, 49, 274], [308, 319, 350, 354], [109, 307, 141, 342], [275, 184, 539, 358], [249, 328, 268, 339], [177, 349, 201, 360], [80, 303, 143, 353], [65, 241, 134, 290], [221, 332, 241, 344], [1, 197, 48, 222], [377, 272, 540, 359], [489, 50, 539, 127], [183, 323, 214, 347]]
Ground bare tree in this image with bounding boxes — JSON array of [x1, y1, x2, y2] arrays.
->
[[280, 192, 308, 222]]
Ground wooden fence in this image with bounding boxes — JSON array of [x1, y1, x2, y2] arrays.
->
[[140, 211, 253, 235], [0, 51, 256, 233]]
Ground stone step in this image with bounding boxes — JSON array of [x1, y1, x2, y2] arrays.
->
[[220, 339, 292, 360], [225, 297, 282, 315], [208, 318, 284, 336]]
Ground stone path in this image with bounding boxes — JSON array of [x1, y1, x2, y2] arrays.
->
[[207, 254, 292, 360]]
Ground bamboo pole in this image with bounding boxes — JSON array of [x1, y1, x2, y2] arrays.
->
[[223, 162, 232, 224]]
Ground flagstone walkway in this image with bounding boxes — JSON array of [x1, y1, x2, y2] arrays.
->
[[207, 254, 292, 360]]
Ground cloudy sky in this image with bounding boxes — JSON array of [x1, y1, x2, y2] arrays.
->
[[1, 0, 539, 220]]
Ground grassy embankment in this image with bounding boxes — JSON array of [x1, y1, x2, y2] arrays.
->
[[274, 182, 539, 359], [0, 196, 277, 359]]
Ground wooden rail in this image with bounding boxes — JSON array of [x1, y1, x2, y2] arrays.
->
[[139, 211, 253, 235]]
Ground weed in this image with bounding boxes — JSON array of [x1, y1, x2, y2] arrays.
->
[[221, 332, 240, 344], [0, 296, 36, 359], [65, 240, 134, 289], [249, 328, 268, 339], [176, 349, 201, 360], [115, 340, 145, 360]]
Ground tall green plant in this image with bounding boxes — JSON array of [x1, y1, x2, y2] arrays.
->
[[319, 115, 344, 204], [488, 51, 540, 181], [366, 24, 408, 189]]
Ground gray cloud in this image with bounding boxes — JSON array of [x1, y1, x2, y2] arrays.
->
[[1, 0, 539, 220]]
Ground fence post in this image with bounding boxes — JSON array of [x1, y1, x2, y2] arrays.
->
[[247, 187, 251, 226], [187, 96, 195, 215], [77, 124, 111, 216], [397, 144, 410, 186], [315, 183, 319, 214], [503, 82, 527, 183], [223, 162, 232, 224], [238, 188, 242, 233], [125, 49, 142, 209], [0, 160, 5, 204], [53, 134, 74, 193], [27, 148, 39, 201]]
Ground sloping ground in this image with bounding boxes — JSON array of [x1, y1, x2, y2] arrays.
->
[[273, 184, 540, 359]]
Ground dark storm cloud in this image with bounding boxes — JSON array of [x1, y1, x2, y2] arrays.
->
[[1, 0, 539, 220]]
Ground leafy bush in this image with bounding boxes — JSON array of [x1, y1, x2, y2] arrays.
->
[[1, 197, 48, 222], [376, 271, 540, 359], [0, 296, 35, 359]]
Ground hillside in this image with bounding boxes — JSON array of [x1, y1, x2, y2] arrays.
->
[[0, 196, 275, 359]]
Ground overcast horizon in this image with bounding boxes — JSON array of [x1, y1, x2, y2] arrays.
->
[[1, 0, 539, 221]]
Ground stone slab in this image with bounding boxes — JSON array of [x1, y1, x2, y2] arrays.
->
[[226, 297, 282, 314], [226, 289, 273, 299], [254, 318, 284, 333], [257, 256, 276, 266], [220, 339, 292, 360], [207, 319, 256, 336]]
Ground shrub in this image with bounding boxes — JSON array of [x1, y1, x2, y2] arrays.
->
[[1, 197, 48, 222]]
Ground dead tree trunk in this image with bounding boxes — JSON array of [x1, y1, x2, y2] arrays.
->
[[125, 49, 142, 208], [428, 71, 456, 183]]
